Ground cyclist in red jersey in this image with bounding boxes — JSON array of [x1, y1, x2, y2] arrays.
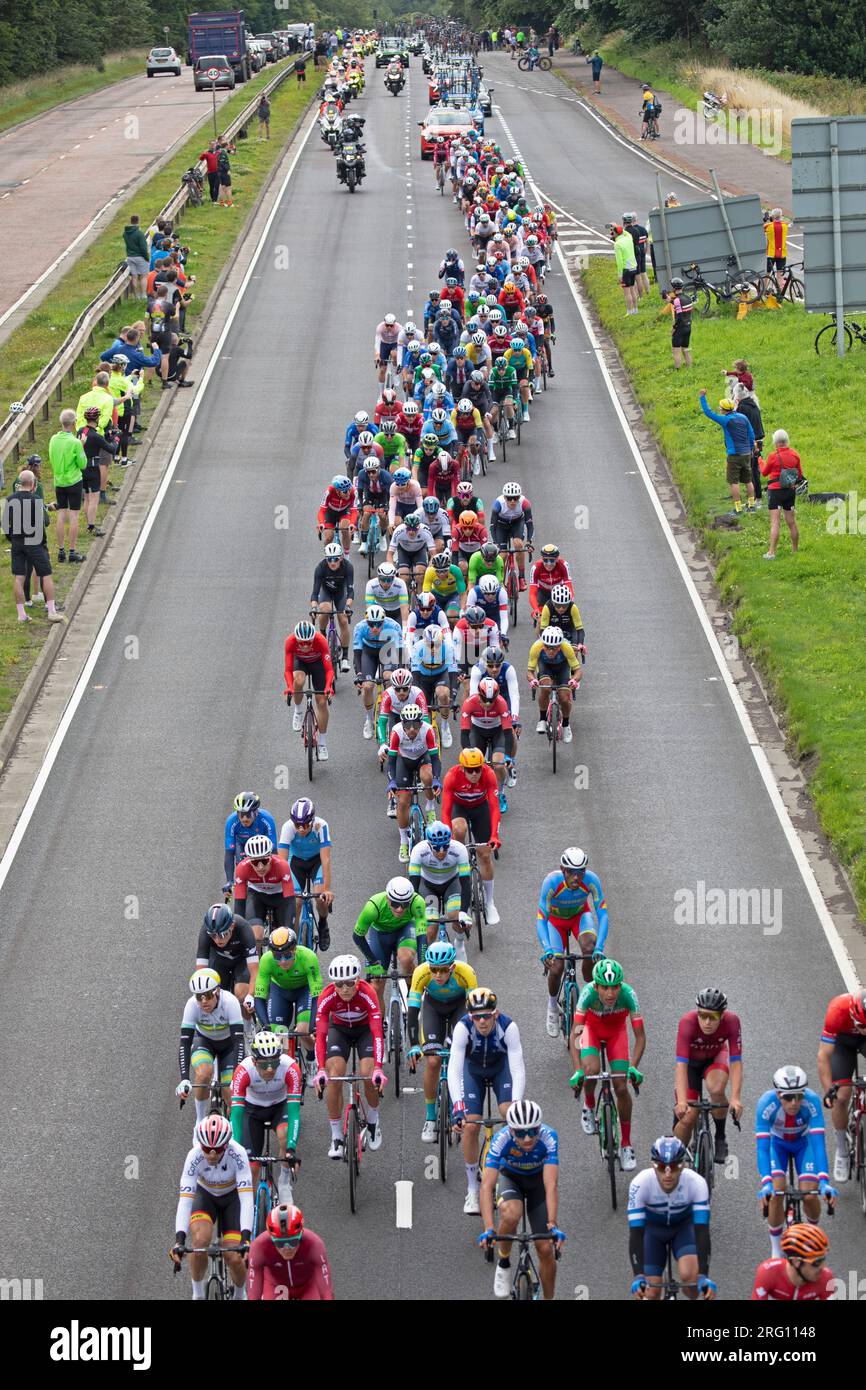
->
[[529, 544, 573, 621], [817, 987, 866, 1181], [317, 474, 357, 555], [673, 987, 743, 1161], [284, 619, 334, 760], [315, 953, 386, 1157], [752, 1223, 833, 1300], [248, 1204, 335, 1300], [233, 837, 295, 943], [441, 747, 501, 924]]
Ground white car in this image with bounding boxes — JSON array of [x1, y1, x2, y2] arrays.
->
[[147, 46, 182, 78]]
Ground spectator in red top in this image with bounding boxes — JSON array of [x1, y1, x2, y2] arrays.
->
[[723, 359, 754, 397], [760, 428, 802, 560], [199, 143, 220, 203], [284, 620, 334, 760]]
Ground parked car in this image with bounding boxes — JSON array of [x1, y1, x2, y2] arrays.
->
[[193, 55, 236, 91], [147, 46, 182, 77]]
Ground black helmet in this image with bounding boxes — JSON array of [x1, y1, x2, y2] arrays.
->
[[26, 453, 42, 466], [695, 987, 728, 1013], [669, 277, 684, 290], [204, 903, 236, 937]]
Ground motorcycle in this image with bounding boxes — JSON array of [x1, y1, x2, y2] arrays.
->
[[335, 139, 366, 193], [385, 64, 404, 95], [320, 110, 343, 148]]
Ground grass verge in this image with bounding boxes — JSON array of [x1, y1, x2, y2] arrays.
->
[[0, 50, 151, 135], [582, 257, 866, 914], [0, 61, 316, 726]]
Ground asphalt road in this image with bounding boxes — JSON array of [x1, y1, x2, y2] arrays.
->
[[0, 57, 858, 1303], [0, 68, 236, 323]]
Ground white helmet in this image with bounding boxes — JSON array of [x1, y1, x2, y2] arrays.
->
[[479, 573, 499, 596], [329, 954, 361, 983], [457, 398, 473, 413], [377, 562, 397, 582], [550, 584, 572, 606], [244, 834, 273, 860], [190, 968, 221, 996], [366, 604, 386, 623], [507, 1099, 543, 1131], [324, 542, 343, 559], [251, 1030, 283, 1060], [560, 846, 588, 873], [386, 875, 415, 903], [354, 410, 369, 426], [773, 1064, 807, 1094], [384, 312, 397, 325], [541, 625, 563, 648], [401, 703, 423, 723], [502, 481, 522, 499]]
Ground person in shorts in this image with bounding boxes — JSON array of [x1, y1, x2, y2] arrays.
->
[[48, 409, 86, 562], [760, 429, 802, 559], [2, 470, 64, 624]]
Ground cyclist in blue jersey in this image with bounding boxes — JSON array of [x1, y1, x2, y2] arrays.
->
[[448, 988, 526, 1215], [405, 590, 450, 644], [410, 625, 458, 740], [277, 797, 333, 952], [537, 847, 609, 1035], [755, 1064, 836, 1258], [477, 1096, 564, 1300], [223, 792, 277, 894], [344, 409, 372, 459], [629, 1136, 715, 1300], [353, 603, 404, 739]]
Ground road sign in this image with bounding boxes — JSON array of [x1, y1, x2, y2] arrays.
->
[[648, 194, 765, 288], [207, 67, 220, 82], [791, 115, 866, 322]]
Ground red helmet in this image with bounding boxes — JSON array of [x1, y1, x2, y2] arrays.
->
[[477, 677, 499, 703], [266, 1203, 304, 1241], [850, 989, 866, 1028]]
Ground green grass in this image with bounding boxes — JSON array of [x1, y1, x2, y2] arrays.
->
[[583, 258, 866, 914], [0, 50, 151, 135], [0, 61, 315, 726]]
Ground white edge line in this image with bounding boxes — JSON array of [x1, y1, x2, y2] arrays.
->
[[0, 195, 120, 328], [493, 103, 859, 991], [0, 104, 320, 892]]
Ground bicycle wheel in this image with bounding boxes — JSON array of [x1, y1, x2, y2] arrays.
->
[[695, 287, 712, 317], [507, 567, 518, 628], [389, 996, 403, 1098], [857, 1113, 866, 1216], [472, 869, 486, 952], [498, 415, 508, 463], [815, 322, 853, 356], [560, 979, 576, 1045], [408, 803, 425, 851], [346, 1105, 361, 1213], [438, 1083, 450, 1183], [515, 412, 522, 447], [366, 517, 379, 577], [514, 1267, 534, 1299], [304, 710, 315, 783], [548, 706, 558, 774], [254, 1181, 269, 1237], [205, 1273, 225, 1301], [538, 55, 552, 71], [517, 55, 529, 71], [599, 1095, 619, 1210], [783, 275, 805, 304], [540, 349, 548, 391], [694, 1127, 714, 1193], [328, 624, 340, 688]]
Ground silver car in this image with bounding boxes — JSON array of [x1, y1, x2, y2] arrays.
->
[[147, 46, 182, 78]]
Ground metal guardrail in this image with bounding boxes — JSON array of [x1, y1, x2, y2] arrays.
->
[[0, 52, 310, 479]]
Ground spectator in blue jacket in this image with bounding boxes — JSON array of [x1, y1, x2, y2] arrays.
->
[[100, 328, 161, 376], [699, 389, 757, 514]]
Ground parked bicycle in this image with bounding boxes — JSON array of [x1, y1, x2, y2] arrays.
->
[[814, 315, 866, 356], [682, 256, 764, 317]]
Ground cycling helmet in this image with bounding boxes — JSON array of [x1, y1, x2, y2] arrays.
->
[[541, 625, 563, 648], [324, 542, 343, 560], [408, 339, 422, 354], [669, 277, 684, 291], [493, 324, 508, 339], [459, 511, 478, 529], [244, 834, 273, 861], [483, 646, 504, 666], [470, 370, 485, 386], [354, 410, 369, 426], [509, 337, 524, 351], [773, 1065, 807, 1094], [456, 482, 475, 501], [651, 1136, 687, 1167], [445, 248, 458, 260], [233, 792, 261, 816], [195, 1113, 232, 1151], [267, 1204, 304, 1241], [478, 573, 499, 596], [381, 418, 397, 435], [560, 847, 588, 873], [251, 1030, 283, 1061], [436, 452, 452, 470], [445, 276, 458, 288], [502, 481, 522, 500], [850, 990, 866, 1027], [507, 1099, 543, 1132], [294, 620, 316, 642], [366, 604, 386, 624], [536, 293, 547, 305], [329, 954, 361, 983], [514, 320, 529, 334], [269, 929, 298, 959], [460, 748, 484, 770], [480, 541, 498, 561], [392, 467, 411, 485], [203, 903, 236, 937], [417, 591, 436, 610], [331, 475, 352, 493], [431, 383, 447, 399], [401, 703, 423, 724], [358, 430, 375, 447], [477, 676, 499, 701], [550, 585, 572, 607], [405, 322, 419, 336], [190, 968, 221, 996], [457, 397, 473, 413], [422, 496, 439, 515], [290, 798, 315, 824], [377, 561, 397, 583], [83, 407, 101, 423], [471, 330, 486, 346], [454, 345, 468, 359], [425, 820, 452, 850], [426, 939, 456, 967], [431, 408, 447, 424], [384, 313, 397, 326], [421, 432, 438, 449], [695, 987, 728, 1013], [592, 958, 624, 989], [780, 1224, 829, 1262], [9, 402, 26, 414], [404, 512, 421, 530], [431, 551, 452, 571], [390, 668, 412, 691], [526, 234, 539, 246], [386, 875, 415, 904], [364, 457, 380, 473], [540, 544, 560, 562]]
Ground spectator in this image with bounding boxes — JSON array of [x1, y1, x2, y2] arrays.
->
[[257, 94, 271, 140], [12, 455, 52, 607], [199, 143, 220, 203], [296, 56, 306, 86], [760, 429, 802, 558], [733, 383, 764, 503], [75, 372, 115, 434], [698, 389, 757, 515], [48, 409, 88, 563], [106, 356, 138, 466], [612, 223, 638, 315], [78, 406, 117, 534], [545, 27, 556, 57], [163, 332, 195, 389], [587, 50, 603, 94], [123, 214, 150, 298], [490, 29, 498, 50], [2, 470, 64, 624], [724, 359, 753, 397], [217, 142, 234, 208], [665, 276, 694, 369]]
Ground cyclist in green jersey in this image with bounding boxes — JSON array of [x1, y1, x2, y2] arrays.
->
[[352, 879, 428, 1012], [374, 420, 409, 470], [468, 540, 505, 589], [254, 927, 323, 1069], [488, 357, 519, 438]]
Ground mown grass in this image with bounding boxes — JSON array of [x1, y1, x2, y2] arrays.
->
[[0, 50, 151, 135], [0, 61, 315, 726], [583, 258, 866, 913]]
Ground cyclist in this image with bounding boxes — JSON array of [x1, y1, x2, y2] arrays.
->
[[432, 134, 450, 189], [317, 474, 357, 555], [170, 1113, 252, 1300], [353, 876, 427, 1011], [396, 398, 423, 454], [284, 618, 334, 761], [528, 544, 573, 622], [387, 701, 441, 860], [466, 571, 509, 640], [377, 668, 431, 795], [817, 986, 866, 1181], [248, 1203, 334, 1300], [314, 955, 387, 1157], [410, 623, 458, 741], [673, 987, 743, 1161], [232, 835, 295, 943], [497, 278, 525, 324], [405, 589, 450, 644], [454, 603, 499, 691], [365, 560, 410, 627], [527, 626, 581, 741], [344, 409, 372, 460], [640, 84, 660, 138], [352, 603, 404, 740], [629, 1137, 714, 1301], [449, 989, 525, 1214], [387, 466, 423, 531], [467, 538, 504, 589], [752, 1224, 834, 1301], [487, 353, 519, 439], [277, 798, 333, 952], [230, 1030, 301, 1200], [388, 511, 434, 592], [374, 387, 402, 429], [409, 819, 472, 950], [177, 969, 245, 1123], [422, 547, 466, 629], [755, 1064, 836, 1257], [446, 343, 471, 399], [490, 482, 532, 590], [348, 428, 385, 479], [441, 747, 501, 925], [374, 313, 403, 385], [478, 1098, 562, 1300], [426, 405, 459, 454], [460, 674, 512, 810], [570, 958, 645, 1171], [253, 927, 321, 1073], [417, 437, 452, 493], [374, 417, 409, 472], [764, 208, 789, 283], [470, 645, 520, 787], [533, 292, 556, 377], [538, 584, 585, 651], [408, 939, 478, 1140], [420, 492, 451, 553], [447, 478, 486, 527], [439, 247, 465, 287], [310, 541, 353, 673], [196, 903, 259, 1011], [451, 396, 489, 473], [223, 792, 278, 895], [537, 846, 609, 1030], [503, 336, 533, 422]]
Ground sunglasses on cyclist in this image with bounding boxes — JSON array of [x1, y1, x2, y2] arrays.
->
[[653, 1160, 684, 1173], [512, 1126, 540, 1140], [196, 990, 219, 1002], [271, 1234, 303, 1249], [470, 1009, 495, 1020], [779, 1091, 804, 1102], [429, 965, 452, 976], [696, 1010, 721, 1022], [250, 856, 270, 868]]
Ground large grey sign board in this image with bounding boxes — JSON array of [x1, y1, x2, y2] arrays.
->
[[648, 196, 766, 288], [792, 115, 866, 313]]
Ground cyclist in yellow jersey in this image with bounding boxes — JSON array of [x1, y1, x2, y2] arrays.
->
[[423, 550, 467, 626], [407, 939, 477, 1143], [503, 338, 534, 422], [527, 626, 581, 743], [539, 585, 586, 651]]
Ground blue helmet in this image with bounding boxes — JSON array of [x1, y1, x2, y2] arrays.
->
[[392, 467, 411, 486], [422, 496, 439, 514], [425, 940, 456, 967], [651, 1136, 687, 1167], [425, 820, 452, 850], [331, 474, 352, 493]]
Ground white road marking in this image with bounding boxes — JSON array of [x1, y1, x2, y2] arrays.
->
[[395, 1180, 413, 1228], [493, 100, 859, 990]]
